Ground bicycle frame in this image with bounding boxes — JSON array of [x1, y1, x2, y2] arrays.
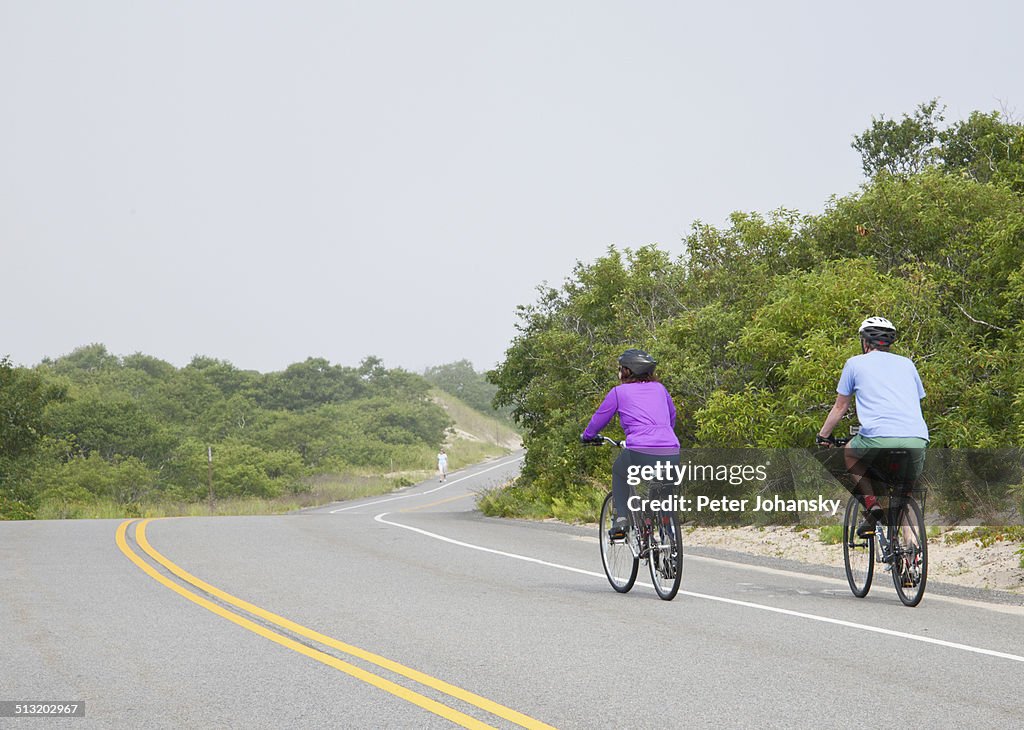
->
[[590, 436, 683, 600], [839, 480, 927, 606], [625, 502, 673, 560]]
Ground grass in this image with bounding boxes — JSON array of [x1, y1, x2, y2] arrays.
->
[[430, 388, 520, 450], [445, 440, 510, 470], [940, 526, 1024, 570], [818, 525, 843, 545], [32, 471, 424, 520], [24, 389, 517, 521], [943, 525, 1024, 548], [477, 481, 555, 520], [475, 478, 606, 523]]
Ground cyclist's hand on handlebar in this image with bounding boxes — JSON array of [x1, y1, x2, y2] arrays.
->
[[580, 434, 604, 445], [816, 434, 838, 448]]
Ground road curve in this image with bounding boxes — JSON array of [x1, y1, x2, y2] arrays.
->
[[2, 451, 1022, 728]]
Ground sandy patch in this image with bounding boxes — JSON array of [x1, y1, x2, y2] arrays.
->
[[684, 525, 1024, 594]]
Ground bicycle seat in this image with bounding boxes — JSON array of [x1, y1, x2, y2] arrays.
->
[[864, 448, 917, 492]]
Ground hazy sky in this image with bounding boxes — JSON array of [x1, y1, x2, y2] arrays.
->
[[2, 1, 1021, 374]]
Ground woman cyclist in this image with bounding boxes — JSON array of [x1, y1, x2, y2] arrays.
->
[[581, 349, 680, 539]]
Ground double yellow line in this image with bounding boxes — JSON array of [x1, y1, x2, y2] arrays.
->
[[117, 519, 555, 729]]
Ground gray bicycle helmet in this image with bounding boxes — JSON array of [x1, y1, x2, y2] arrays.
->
[[858, 316, 897, 346], [618, 348, 657, 376]]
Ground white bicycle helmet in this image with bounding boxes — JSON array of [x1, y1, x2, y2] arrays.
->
[[858, 316, 897, 346]]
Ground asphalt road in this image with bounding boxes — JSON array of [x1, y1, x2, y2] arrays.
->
[[2, 451, 1022, 728]]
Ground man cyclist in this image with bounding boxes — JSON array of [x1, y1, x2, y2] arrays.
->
[[817, 317, 928, 536], [581, 349, 680, 540]]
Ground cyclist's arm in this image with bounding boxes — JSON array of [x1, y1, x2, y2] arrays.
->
[[582, 388, 619, 440], [818, 393, 852, 439]]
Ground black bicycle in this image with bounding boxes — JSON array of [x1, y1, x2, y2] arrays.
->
[[586, 436, 683, 601], [828, 437, 928, 607]]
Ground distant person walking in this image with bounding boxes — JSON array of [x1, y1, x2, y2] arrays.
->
[[437, 449, 449, 483]]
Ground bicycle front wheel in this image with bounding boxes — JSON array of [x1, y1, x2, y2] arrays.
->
[[600, 491, 638, 593], [891, 497, 927, 607], [843, 497, 874, 598], [648, 509, 683, 601]]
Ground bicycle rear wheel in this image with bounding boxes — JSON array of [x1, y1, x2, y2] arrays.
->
[[648, 509, 682, 601], [843, 497, 874, 598], [600, 492, 638, 593], [891, 497, 927, 607]]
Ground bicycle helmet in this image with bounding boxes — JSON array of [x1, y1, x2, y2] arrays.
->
[[858, 316, 897, 346], [618, 348, 657, 376]]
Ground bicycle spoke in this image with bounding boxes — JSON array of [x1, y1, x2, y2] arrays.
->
[[843, 497, 874, 598], [600, 492, 638, 593], [891, 498, 928, 607], [648, 510, 682, 601]]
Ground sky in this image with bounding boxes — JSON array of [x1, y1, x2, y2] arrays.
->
[[2, 1, 1022, 375]]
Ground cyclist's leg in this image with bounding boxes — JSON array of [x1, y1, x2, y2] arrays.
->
[[610, 449, 633, 522], [611, 449, 679, 532], [844, 435, 878, 506], [893, 443, 927, 545], [846, 436, 886, 536], [851, 437, 928, 536]]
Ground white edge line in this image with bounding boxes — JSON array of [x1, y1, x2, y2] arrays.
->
[[374, 512, 1024, 665], [575, 539, 1024, 616], [684, 554, 1024, 616], [329, 454, 524, 513], [374, 511, 600, 578]]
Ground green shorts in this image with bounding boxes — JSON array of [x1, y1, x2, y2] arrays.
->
[[848, 434, 927, 482]]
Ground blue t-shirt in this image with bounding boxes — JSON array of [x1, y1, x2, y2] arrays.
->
[[837, 351, 928, 440]]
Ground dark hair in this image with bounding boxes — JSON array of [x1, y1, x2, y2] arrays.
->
[[619, 366, 657, 384]]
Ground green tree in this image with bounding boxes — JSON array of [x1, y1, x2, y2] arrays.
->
[[424, 360, 507, 417], [490, 104, 1024, 518], [43, 343, 121, 375], [258, 357, 366, 411], [938, 110, 1024, 191], [186, 356, 261, 398], [1, 357, 65, 518], [852, 99, 944, 178], [1, 357, 65, 460], [43, 395, 171, 462]]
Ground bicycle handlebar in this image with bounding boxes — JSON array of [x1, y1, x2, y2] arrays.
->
[[816, 434, 851, 447], [582, 435, 624, 448]]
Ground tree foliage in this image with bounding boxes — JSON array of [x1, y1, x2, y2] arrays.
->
[[1, 357, 66, 518], [852, 99, 945, 178], [1, 350, 453, 519], [491, 102, 1024, 515], [423, 360, 511, 421], [853, 99, 1024, 192]]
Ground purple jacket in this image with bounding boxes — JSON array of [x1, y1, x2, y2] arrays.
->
[[582, 381, 680, 449]]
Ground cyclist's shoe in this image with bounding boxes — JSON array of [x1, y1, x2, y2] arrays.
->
[[607, 517, 628, 542], [856, 516, 879, 538], [856, 503, 884, 538], [856, 521, 876, 538]]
